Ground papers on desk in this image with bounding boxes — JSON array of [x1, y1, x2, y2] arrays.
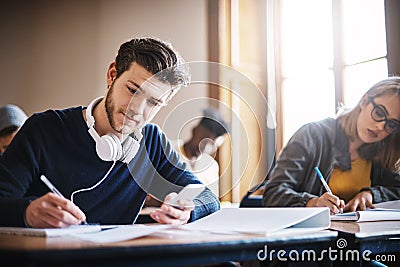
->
[[0, 207, 332, 242], [0, 224, 102, 237], [373, 199, 400, 209], [330, 220, 400, 236], [71, 224, 170, 243], [0, 224, 169, 243], [181, 207, 330, 236], [330, 200, 400, 222]]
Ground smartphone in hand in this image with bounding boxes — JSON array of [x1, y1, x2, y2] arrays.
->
[[167, 184, 206, 207]]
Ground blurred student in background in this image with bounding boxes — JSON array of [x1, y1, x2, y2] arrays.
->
[[0, 104, 28, 155], [171, 107, 230, 196], [144, 107, 230, 208], [263, 77, 400, 214]]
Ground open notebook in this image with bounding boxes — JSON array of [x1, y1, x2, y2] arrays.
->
[[330, 200, 400, 222], [181, 207, 330, 236]]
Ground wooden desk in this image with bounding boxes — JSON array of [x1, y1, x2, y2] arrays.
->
[[0, 229, 337, 267]]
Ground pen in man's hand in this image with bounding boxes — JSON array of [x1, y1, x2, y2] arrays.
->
[[314, 167, 343, 214], [40, 175, 88, 224]]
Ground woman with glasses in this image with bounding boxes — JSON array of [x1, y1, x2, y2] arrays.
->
[[263, 77, 400, 214]]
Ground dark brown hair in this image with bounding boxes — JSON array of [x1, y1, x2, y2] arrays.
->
[[115, 37, 190, 89]]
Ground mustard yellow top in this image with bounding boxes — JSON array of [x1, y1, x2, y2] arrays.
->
[[328, 158, 372, 202]]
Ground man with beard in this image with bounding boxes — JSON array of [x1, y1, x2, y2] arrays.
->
[[0, 37, 220, 228]]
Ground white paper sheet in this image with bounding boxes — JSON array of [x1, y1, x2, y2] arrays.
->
[[374, 200, 400, 209], [181, 207, 330, 235], [0, 224, 102, 237], [70, 224, 170, 243]]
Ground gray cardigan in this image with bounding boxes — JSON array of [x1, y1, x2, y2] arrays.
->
[[263, 117, 400, 207]]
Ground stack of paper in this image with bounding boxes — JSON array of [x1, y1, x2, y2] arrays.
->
[[330, 220, 400, 235]]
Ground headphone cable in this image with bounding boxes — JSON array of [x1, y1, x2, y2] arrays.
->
[[70, 161, 116, 203]]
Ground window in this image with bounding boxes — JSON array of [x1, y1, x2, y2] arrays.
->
[[209, 0, 396, 202], [278, 0, 388, 146]]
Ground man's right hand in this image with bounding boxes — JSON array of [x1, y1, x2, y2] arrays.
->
[[25, 193, 86, 228]]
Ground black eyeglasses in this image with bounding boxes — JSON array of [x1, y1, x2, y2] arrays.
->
[[368, 96, 400, 133]]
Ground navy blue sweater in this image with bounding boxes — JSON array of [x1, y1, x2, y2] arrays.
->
[[0, 107, 220, 226]]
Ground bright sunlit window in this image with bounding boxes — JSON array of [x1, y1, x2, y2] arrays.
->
[[279, 0, 388, 145], [342, 0, 388, 108]]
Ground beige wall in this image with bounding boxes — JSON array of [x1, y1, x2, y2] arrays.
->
[[0, 0, 209, 140]]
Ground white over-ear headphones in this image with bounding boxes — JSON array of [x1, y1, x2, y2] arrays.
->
[[86, 97, 142, 164]]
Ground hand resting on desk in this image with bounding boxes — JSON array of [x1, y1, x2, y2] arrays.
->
[[150, 192, 194, 225], [25, 193, 86, 228], [343, 190, 375, 212]]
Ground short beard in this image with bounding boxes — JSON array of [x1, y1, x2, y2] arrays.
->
[[105, 82, 144, 136], [105, 82, 121, 134]]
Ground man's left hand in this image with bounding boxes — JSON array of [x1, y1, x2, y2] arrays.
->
[[149, 192, 194, 225]]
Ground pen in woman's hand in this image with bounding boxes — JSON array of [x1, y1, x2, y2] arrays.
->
[[314, 167, 332, 194], [314, 167, 343, 214], [40, 175, 88, 225]]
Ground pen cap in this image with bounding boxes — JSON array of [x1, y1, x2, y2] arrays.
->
[[314, 167, 323, 179]]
